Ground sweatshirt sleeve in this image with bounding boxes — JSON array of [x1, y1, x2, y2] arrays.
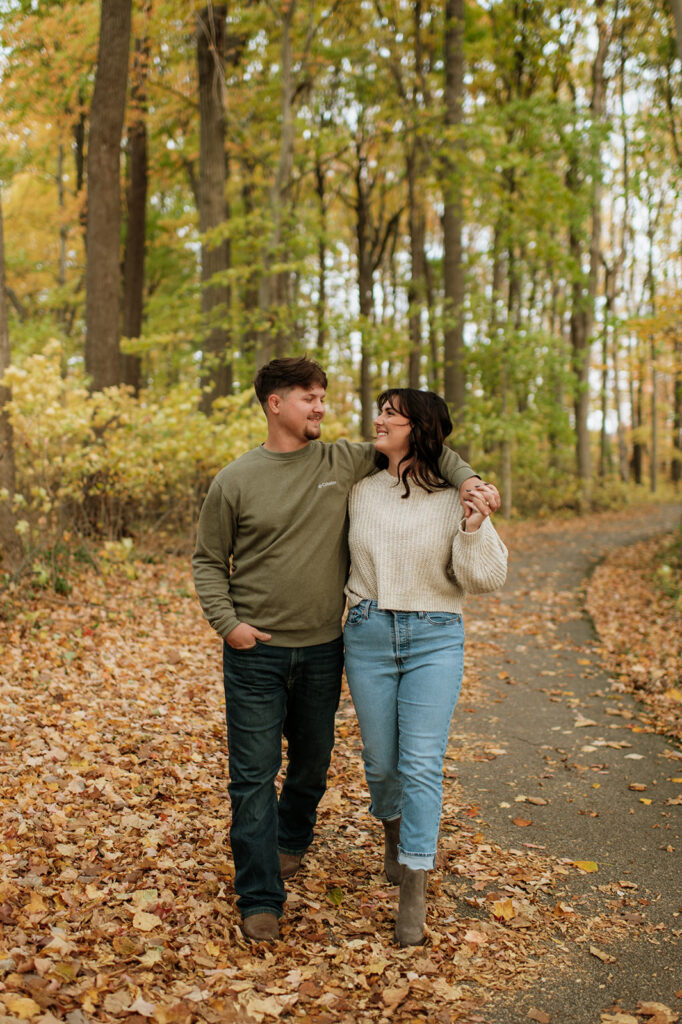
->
[[437, 446, 477, 490], [332, 439, 378, 484], [192, 477, 240, 639], [450, 515, 508, 595], [336, 439, 476, 488]]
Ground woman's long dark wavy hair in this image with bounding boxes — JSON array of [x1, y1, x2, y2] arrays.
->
[[374, 388, 453, 499]]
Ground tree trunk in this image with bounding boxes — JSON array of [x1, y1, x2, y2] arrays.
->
[[650, 337, 657, 493], [314, 150, 327, 360], [568, 209, 593, 492], [353, 146, 401, 439], [73, 92, 87, 243], [567, 4, 609, 504], [84, 0, 132, 391], [672, 332, 682, 490], [442, 0, 467, 454], [598, 326, 611, 478], [612, 47, 631, 485], [611, 336, 629, 483], [637, 194, 659, 494], [240, 166, 260, 368], [404, 3, 433, 390], [424, 254, 439, 390], [356, 165, 374, 440], [489, 222, 512, 515], [547, 266, 564, 473], [414, 0, 438, 389], [406, 144, 425, 388], [121, 6, 151, 395], [197, 4, 232, 412], [57, 144, 67, 328], [630, 335, 644, 484], [0, 191, 21, 570], [599, 267, 612, 480], [670, 0, 682, 62], [601, 264, 625, 481], [501, 240, 521, 519], [258, 1, 297, 367], [646, 230, 658, 494]]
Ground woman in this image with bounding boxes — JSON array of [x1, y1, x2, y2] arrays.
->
[[343, 389, 507, 946]]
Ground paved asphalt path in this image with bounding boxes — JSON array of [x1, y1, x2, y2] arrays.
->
[[450, 504, 682, 1024]]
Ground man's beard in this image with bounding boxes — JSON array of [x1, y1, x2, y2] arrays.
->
[[304, 419, 322, 439]]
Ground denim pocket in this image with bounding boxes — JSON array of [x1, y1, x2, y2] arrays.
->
[[224, 641, 258, 656], [424, 612, 461, 625], [345, 604, 365, 626]]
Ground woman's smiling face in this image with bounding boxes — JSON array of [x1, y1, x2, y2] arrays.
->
[[374, 399, 412, 465]]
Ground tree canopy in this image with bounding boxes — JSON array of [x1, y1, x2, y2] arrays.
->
[[1, 0, 681, 558]]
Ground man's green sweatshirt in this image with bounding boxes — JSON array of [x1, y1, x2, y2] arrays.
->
[[192, 439, 474, 647]]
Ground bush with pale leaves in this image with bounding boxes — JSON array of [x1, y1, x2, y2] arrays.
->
[[3, 343, 343, 550]]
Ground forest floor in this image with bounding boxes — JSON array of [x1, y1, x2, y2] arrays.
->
[[0, 503, 680, 1024]]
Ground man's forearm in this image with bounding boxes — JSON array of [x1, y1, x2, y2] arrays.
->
[[192, 480, 239, 638], [192, 554, 240, 639], [437, 445, 477, 489]]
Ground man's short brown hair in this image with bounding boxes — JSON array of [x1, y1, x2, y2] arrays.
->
[[254, 356, 328, 408]]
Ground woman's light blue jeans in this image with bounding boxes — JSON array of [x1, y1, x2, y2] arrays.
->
[[343, 599, 464, 871]]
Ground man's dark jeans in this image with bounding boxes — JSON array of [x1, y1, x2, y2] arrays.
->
[[222, 636, 343, 920]]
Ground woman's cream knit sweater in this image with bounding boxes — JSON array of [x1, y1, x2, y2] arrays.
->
[[345, 470, 508, 612]]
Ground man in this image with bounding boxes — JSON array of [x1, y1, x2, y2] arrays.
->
[[192, 356, 499, 942]]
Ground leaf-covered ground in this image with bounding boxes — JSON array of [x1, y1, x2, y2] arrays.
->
[[585, 532, 682, 742], [0, 510, 680, 1024]]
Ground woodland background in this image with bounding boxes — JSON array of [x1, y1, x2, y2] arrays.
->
[[0, 6, 681, 1021], [1, 0, 682, 581]]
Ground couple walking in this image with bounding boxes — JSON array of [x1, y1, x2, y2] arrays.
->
[[192, 356, 507, 946]]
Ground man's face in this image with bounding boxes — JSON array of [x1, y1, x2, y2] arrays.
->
[[270, 385, 327, 444]]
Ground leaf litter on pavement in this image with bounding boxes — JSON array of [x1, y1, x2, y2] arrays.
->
[[585, 532, 682, 743], [0, 517, 679, 1024]]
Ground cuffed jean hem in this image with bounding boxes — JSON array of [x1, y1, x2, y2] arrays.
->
[[278, 845, 308, 856], [242, 906, 283, 921], [398, 848, 436, 871]]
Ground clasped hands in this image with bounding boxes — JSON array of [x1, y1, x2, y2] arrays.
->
[[459, 479, 501, 533]]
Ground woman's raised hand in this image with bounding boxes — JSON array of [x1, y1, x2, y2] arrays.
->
[[461, 481, 498, 532]]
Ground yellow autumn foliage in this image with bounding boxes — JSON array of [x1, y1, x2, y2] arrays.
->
[[2, 342, 351, 551]]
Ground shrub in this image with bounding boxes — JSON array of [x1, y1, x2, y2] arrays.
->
[[654, 525, 682, 611], [3, 343, 352, 564]]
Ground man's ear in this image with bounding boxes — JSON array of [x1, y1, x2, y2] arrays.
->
[[266, 392, 281, 416]]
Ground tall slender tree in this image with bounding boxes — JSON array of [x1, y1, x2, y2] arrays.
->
[[0, 189, 21, 570], [197, 3, 232, 412], [257, 0, 298, 366], [442, 0, 467, 455], [374, 0, 435, 387], [121, 0, 152, 395], [348, 122, 402, 439], [673, 326, 682, 489], [566, 0, 611, 502], [669, 0, 682, 60], [84, 0, 133, 391]]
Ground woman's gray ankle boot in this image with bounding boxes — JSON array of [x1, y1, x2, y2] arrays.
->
[[395, 866, 427, 946], [381, 817, 401, 884]]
